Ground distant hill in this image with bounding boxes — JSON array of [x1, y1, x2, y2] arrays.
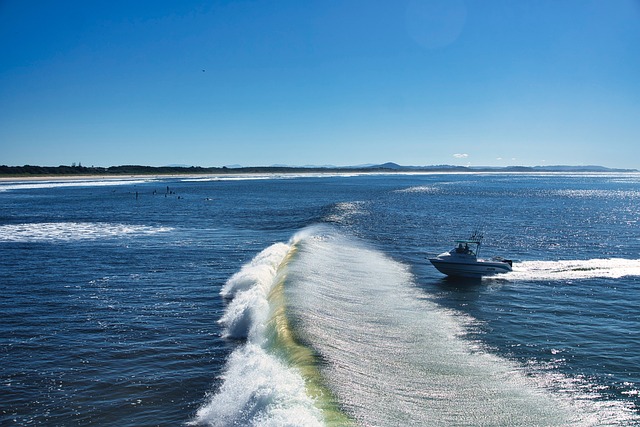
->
[[530, 165, 621, 172], [365, 163, 638, 173]]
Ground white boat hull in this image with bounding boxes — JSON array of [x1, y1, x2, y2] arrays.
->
[[429, 256, 512, 278]]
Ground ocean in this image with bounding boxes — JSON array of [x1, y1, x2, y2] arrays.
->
[[1, 172, 639, 426]]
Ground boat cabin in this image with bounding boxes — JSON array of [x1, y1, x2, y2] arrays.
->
[[451, 240, 480, 257]]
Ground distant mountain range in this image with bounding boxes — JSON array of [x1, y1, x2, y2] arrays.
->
[[274, 162, 637, 173], [0, 163, 636, 177], [267, 162, 637, 172], [359, 162, 638, 173]]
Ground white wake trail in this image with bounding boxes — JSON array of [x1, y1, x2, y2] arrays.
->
[[502, 258, 640, 281]]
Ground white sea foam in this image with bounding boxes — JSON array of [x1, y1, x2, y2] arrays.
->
[[0, 179, 152, 192], [500, 258, 640, 281], [191, 343, 323, 427], [0, 222, 172, 242], [193, 238, 326, 426], [395, 185, 440, 193], [181, 173, 367, 182], [182, 175, 274, 182]]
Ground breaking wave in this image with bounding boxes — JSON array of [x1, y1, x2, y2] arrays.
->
[[194, 226, 639, 426], [192, 231, 349, 426], [0, 179, 152, 192]]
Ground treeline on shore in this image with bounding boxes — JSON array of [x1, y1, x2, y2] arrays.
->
[[0, 164, 394, 176], [1, 163, 636, 177]]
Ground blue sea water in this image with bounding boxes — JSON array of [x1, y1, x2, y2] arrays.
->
[[1, 173, 639, 426]]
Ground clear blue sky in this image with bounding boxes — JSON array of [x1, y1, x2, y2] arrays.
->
[[1, 0, 639, 168]]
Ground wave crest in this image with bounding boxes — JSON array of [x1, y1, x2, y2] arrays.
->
[[193, 238, 333, 426]]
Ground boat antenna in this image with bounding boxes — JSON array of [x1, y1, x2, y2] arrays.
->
[[469, 230, 484, 242], [470, 230, 484, 257]]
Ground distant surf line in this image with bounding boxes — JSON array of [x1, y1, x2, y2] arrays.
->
[[0, 222, 173, 242]]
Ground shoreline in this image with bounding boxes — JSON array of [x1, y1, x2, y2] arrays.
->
[[0, 174, 210, 183], [2, 169, 639, 185]]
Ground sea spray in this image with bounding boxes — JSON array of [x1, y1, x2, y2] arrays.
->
[[283, 227, 585, 426], [193, 232, 352, 426], [218, 242, 291, 340], [193, 342, 324, 427]]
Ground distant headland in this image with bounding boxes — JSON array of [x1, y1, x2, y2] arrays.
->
[[0, 162, 637, 177]]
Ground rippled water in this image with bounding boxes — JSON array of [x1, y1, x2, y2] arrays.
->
[[1, 173, 639, 426]]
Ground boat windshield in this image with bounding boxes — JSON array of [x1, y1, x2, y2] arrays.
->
[[452, 241, 477, 256]]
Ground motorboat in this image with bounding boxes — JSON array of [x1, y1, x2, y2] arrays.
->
[[429, 233, 512, 278]]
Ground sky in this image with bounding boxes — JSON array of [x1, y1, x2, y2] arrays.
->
[[1, 0, 639, 168]]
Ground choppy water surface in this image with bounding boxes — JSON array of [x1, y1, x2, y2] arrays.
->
[[1, 173, 639, 426]]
